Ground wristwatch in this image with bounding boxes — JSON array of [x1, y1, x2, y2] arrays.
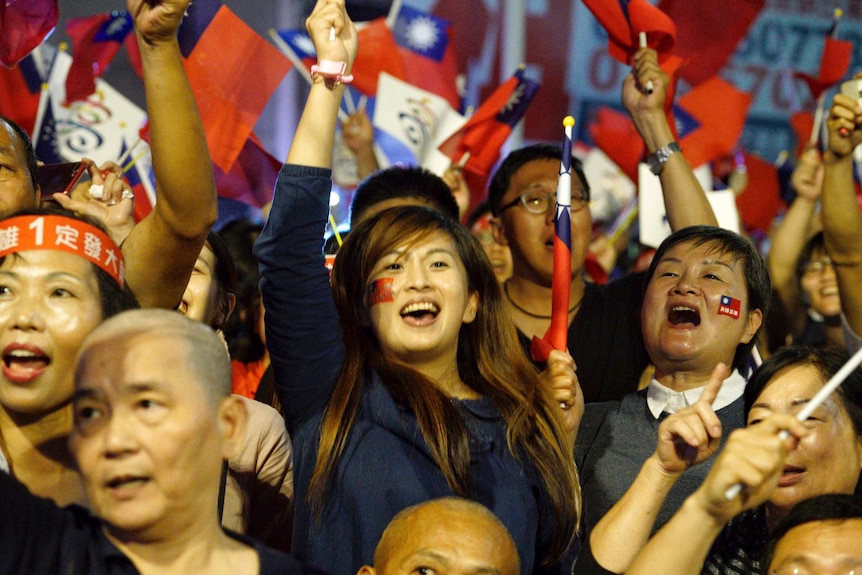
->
[[647, 142, 681, 175]]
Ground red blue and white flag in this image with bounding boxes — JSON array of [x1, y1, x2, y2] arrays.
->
[[438, 67, 540, 203], [176, 0, 292, 172], [0, 52, 44, 136], [531, 117, 575, 363], [64, 11, 134, 104], [392, 5, 460, 109], [0, 0, 58, 68], [718, 295, 741, 319]]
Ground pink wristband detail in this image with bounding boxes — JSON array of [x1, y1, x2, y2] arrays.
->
[[311, 60, 353, 85]]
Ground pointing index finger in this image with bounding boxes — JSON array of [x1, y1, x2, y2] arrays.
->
[[698, 362, 729, 406]]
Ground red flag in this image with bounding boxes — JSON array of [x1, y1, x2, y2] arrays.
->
[[796, 37, 853, 101], [352, 18, 407, 96], [438, 68, 540, 201], [0, 53, 43, 135], [790, 111, 814, 158], [65, 12, 134, 104], [588, 107, 644, 184], [212, 134, 281, 208], [658, 0, 764, 86], [177, 0, 293, 172], [582, 0, 676, 65], [0, 0, 58, 67], [392, 5, 460, 109], [735, 152, 781, 234], [674, 77, 753, 169]]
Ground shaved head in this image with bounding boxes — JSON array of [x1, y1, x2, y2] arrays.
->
[[359, 497, 520, 575]]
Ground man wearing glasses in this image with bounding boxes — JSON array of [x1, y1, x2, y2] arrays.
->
[[488, 48, 717, 403]]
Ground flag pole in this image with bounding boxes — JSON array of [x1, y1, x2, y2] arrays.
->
[[531, 116, 574, 361]]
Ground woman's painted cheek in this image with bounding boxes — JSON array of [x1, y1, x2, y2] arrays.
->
[[367, 277, 395, 307]]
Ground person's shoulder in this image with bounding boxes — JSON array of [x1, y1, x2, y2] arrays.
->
[[229, 531, 330, 574]]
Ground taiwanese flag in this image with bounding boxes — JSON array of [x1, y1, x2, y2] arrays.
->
[[33, 88, 63, 164], [352, 18, 407, 97], [719, 294, 741, 319], [582, 0, 676, 65], [119, 138, 155, 223], [177, 0, 293, 172], [0, 0, 58, 67], [796, 37, 853, 101], [735, 152, 781, 234], [658, 0, 764, 86], [212, 133, 281, 208], [0, 53, 43, 135], [64, 11, 134, 104], [531, 122, 575, 363], [273, 28, 317, 75], [392, 5, 460, 109], [438, 68, 540, 204], [674, 77, 753, 169], [588, 107, 644, 184]]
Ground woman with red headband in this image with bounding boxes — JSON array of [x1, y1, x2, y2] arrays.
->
[[0, 209, 138, 505]]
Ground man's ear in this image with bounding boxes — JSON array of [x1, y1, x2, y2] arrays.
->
[[489, 216, 509, 247], [217, 395, 248, 460], [356, 567, 377, 575]]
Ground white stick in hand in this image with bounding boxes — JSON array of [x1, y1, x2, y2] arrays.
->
[[639, 32, 653, 95], [329, 26, 336, 43], [725, 345, 862, 500]]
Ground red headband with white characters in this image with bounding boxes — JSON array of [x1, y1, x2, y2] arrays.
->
[[0, 215, 124, 287]]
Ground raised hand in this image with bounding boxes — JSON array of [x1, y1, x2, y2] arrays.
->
[[127, 0, 191, 45], [827, 75, 862, 160], [654, 363, 729, 475], [441, 166, 471, 222], [693, 413, 807, 522], [623, 48, 669, 120], [307, 0, 358, 68], [790, 147, 824, 202]]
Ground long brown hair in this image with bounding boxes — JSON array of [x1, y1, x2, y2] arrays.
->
[[309, 206, 580, 564]]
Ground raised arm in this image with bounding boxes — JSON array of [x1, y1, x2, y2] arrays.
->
[[625, 414, 806, 575], [823, 82, 862, 338], [585, 365, 727, 573], [624, 48, 718, 230], [120, 0, 218, 309], [254, 0, 357, 431], [767, 148, 824, 346]]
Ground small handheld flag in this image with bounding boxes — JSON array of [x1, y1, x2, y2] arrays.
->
[[531, 116, 575, 362]]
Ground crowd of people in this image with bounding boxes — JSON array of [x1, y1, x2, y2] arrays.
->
[[0, 0, 861, 573]]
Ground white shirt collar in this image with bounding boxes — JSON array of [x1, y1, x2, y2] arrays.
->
[[646, 369, 746, 419]]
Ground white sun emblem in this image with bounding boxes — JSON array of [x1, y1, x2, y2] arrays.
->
[[296, 34, 317, 56], [501, 84, 526, 115], [405, 16, 439, 51]]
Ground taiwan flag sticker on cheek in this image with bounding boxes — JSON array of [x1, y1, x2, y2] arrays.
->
[[368, 278, 395, 306], [718, 295, 741, 319]]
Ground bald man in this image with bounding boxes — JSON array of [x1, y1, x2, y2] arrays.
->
[[357, 497, 520, 575]]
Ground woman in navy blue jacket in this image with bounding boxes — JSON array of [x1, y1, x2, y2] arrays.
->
[[254, 1, 582, 573]]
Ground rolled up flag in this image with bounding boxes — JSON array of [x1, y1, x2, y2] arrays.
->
[[531, 116, 575, 362]]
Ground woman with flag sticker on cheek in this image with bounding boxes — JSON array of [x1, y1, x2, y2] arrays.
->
[[254, 1, 581, 573], [574, 225, 771, 575]]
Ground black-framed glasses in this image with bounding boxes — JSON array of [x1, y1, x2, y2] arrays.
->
[[496, 186, 590, 216], [802, 257, 834, 276]]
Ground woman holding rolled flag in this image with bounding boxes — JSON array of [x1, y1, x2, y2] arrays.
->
[[255, 1, 581, 573], [618, 344, 862, 575]]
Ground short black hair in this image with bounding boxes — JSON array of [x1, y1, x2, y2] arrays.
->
[[204, 229, 238, 330], [487, 143, 590, 216], [762, 493, 862, 570], [349, 166, 459, 226], [645, 225, 771, 373], [1, 115, 38, 193]]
